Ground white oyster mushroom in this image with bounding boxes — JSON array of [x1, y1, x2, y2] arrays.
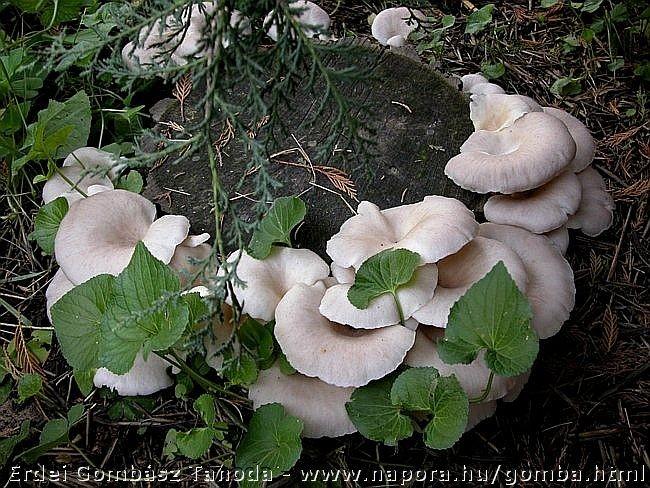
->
[[479, 223, 575, 339], [54, 189, 191, 284], [94, 353, 173, 396], [483, 171, 582, 234], [470, 93, 541, 131], [413, 237, 527, 327], [371, 7, 424, 47], [446, 112, 577, 194], [545, 225, 570, 255], [222, 247, 329, 322], [543, 106, 595, 173], [249, 364, 356, 438], [266, 1, 331, 41], [330, 262, 355, 284], [566, 167, 615, 237], [45, 269, 75, 322], [326, 197, 478, 270], [275, 282, 415, 387], [319, 264, 438, 329], [460, 73, 505, 95], [169, 234, 212, 285]]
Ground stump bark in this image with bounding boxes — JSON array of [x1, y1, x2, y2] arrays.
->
[[144, 45, 481, 257]]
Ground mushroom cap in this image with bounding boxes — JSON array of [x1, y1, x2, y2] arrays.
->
[[249, 364, 356, 438], [468, 82, 506, 95], [545, 225, 569, 255], [319, 264, 438, 329], [170, 235, 212, 286], [467, 401, 497, 431], [566, 167, 614, 237], [502, 371, 530, 403], [543, 107, 595, 173], [204, 311, 235, 371], [371, 7, 424, 46], [460, 73, 489, 92], [405, 327, 517, 401], [478, 223, 575, 339], [223, 247, 329, 322], [63, 147, 124, 179], [266, 1, 331, 41], [446, 112, 577, 194], [413, 236, 528, 327], [483, 171, 582, 234], [326, 196, 478, 270], [470, 93, 542, 131], [45, 269, 76, 322], [54, 190, 189, 284], [94, 352, 173, 396], [275, 282, 415, 387], [42, 166, 114, 205], [330, 262, 355, 284]]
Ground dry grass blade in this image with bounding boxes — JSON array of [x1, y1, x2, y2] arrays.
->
[[314, 165, 358, 201], [172, 74, 193, 122], [601, 307, 619, 354]]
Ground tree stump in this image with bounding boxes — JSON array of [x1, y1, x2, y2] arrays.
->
[[144, 45, 480, 257]]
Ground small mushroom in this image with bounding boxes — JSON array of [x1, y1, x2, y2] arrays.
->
[[566, 167, 614, 237], [319, 264, 438, 329], [545, 225, 569, 255], [266, 1, 331, 41], [446, 112, 577, 194], [371, 7, 424, 47], [55, 189, 191, 284], [469, 93, 541, 131], [169, 234, 212, 286], [543, 107, 595, 173], [413, 237, 527, 327], [94, 352, 173, 396], [483, 171, 582, 234], [275, 282, 415, 387], [327, 197, 478, 270], [45, 269, 75, 322], [479, 223, 575, 339], [249, 364, 356, 438], [222, 247, 329, 322], [460, 73, 504, 95]]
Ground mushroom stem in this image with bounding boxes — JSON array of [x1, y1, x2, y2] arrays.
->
[[468, 371, 494, 404], [392, 291, 406, 327]]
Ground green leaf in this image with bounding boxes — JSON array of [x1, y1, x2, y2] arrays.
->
[[0, 420, 30, 467], [481, 62, 505, 80], [277, 353, 296, 375], [422, 375, 468, 449], [115, 170, 143, 193], [194, 393, 216, 426], [224, 351, 258, 386], [237, 403, 303, 475], [438, 262, 538, 376], [29, 197, 68, 255], [608, 58, 624, 72], [175, 427, 215, 459], [51, 274, 115, 371], [17, 373, 42, 403], [9, 0, 95, 26], [634, 63, 650, 82], [465, 4, 494, 34], [73, 368, 95, 396], [101, 242, 189, 374], [581, 0, 604, 13], [0, 380, 12, 405], [609, 3, 628, 22], [239, 318, 275, 368], [550, 77, 582, 97], [19, 404, 84, 463], [0, 101, 30, 135], [347, 248, 420, 309], [14, 91, 91, 174], [248, 197, 306, 259], [345, 376, 413, 446], [541, 0, 559, 6], [390, 367, 440, 412], [0, 48, 45, 100]]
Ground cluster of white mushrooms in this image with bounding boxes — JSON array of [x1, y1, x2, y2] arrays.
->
[[43, 147, 212, 395]]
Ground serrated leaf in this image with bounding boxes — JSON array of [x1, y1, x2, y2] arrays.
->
[[237, 403, 303, 474], [115, 170, 143, 193], [224, 351, 258, 386], [248, 197, 306, 259], [30, 197, 68, 255], [176, 427, 215, 459], [422, 375, 468, 449], [345, 376, 413, 446], [390, 367, 440, 412], [194, 394, 216, 426], [465, 4, 494, 34], [0, 420, 30, 467], [73, 368, 95, 396], [438, 262, 538, 376], [347, 248, 420, 309], [17, 373, 42, 403], [51, 274, 114, 371], [101, 242, 189, 374]]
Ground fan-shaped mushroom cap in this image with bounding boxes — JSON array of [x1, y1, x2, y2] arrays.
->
[[413, 237, 527, 327], [204, 310, 234, 371], [42, 167, 114, 205], [405, 327, 517, 400], [461, 74, 505, 95], [94, 353, 173, 396], [266, 1, 331, 41], [222, 247, 329, 322], [545, 225, 569, 255], [467, 402, 497, 430], [249, 364, 356, 438], [275, 282, 415, 387], [483, 171, 582, 234], [446, 112, 576, 194], [170, 234, 212, 285], [371, 7, 424, 47], [327, 197, 478, 270], [478, 223, 575, 339], [543, 107, 595, 173], [54, 190, 190, 284], [461, 73, 489, 91], [63, 147, 124, 178], [319, 264, 438, 329], [470, 93, 542, 131], [330, 262, 355, 284], [45, 269, 75, 322], [469, 83, 506, 95], [566, 167, 614, 237]]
